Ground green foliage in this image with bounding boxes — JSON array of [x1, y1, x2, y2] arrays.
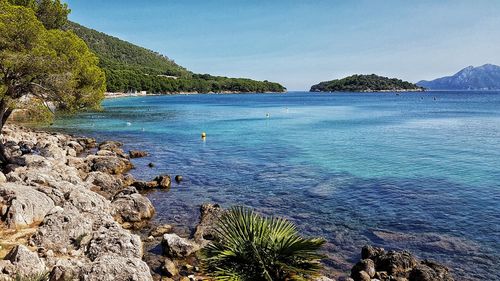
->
[[65, 22, 286, 94], [0, 0, 105, 121], [201, 206, 325, 281], [35, 0, 70, 29], [12, 99, 53, 124], [7, 0, 70, 29], [310, 74, 423, 92]]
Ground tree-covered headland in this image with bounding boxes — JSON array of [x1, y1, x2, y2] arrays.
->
[[66, 22, 286, 94], [310, 74, 424, 92]]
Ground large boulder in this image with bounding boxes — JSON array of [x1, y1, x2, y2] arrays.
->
[[31, 206, 95, 253], [38, 143, 67, 161], [111, 187, 155, 228], [85, 171, 125, 199], [67, 156, 91, 175], [351, 259, 375, 279], [76, 137, 97, 149], [162, 234, 200, 258], [98, 141, 128, 159], [361, 245, 385, 260], [81, 255, 153, 281], [4, 245, 46, 278], [88, 155, 134, 175], [131, 180, 159, 190], [0, 183, 55, 228], [376, 250, 418, 277], [84, 221, 143, 261]]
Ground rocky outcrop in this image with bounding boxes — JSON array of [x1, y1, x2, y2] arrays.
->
[[350, 245, 454, 281], [81, 254, 152, 281], [87, 155, 134, 175], [84, 221, 143, 260], [111, 187, 155, 229], [193, 203, 224, 246], [3, 245, 46, 277], [85, 171, 125, 199], [0, 183, 55, 228], [98, 140, 128, 158], [0, 125, 154, 281]]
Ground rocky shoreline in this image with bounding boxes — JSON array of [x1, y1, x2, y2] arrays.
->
[[0, 125, 454, 281]]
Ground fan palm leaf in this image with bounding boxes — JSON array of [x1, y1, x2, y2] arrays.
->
[[201, 206, 326, 281]]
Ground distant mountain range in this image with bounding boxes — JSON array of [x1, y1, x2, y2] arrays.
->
[[417, 64, 500, 90]]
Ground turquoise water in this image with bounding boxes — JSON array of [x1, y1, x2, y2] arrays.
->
[[53, 92, 500, 280]]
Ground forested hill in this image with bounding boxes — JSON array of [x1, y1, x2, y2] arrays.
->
[[310, 74, 423, 92], [65, 22, 285, 93]]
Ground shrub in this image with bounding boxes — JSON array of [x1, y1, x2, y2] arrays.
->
[[202, 206, 326, 281]]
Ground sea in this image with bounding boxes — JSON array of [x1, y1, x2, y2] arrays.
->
[[51, 91, 500, 280]]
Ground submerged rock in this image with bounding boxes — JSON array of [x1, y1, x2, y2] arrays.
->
[[129, 150, 148, 158], [174, 175, 183, 183], [349, 245, 453, 281], [131, 180, 158, 190], [150, 224, 173, 237], [154, 174, 171, 189], [409, 260, 454, 281]]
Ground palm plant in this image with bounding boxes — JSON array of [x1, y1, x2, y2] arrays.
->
[[201, 206, 326, 281]]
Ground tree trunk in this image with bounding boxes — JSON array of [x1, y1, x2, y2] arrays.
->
[[0, 99, 13, 166]]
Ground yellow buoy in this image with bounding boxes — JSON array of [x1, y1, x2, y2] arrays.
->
[[201, 132, 206, 138]]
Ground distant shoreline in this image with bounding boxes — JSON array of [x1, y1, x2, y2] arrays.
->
[[104, 91, 286, 99], [310, 89, 425, 93]]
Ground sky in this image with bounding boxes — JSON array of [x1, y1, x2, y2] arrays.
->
[[66, 0, 500, 91]]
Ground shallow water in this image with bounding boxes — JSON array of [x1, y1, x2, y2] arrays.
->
[[52, 91, 500, 280]]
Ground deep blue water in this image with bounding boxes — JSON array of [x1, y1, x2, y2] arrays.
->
[[52, 91, 500, 280]]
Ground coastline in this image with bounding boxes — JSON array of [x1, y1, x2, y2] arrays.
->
[[0, 124, 456, 281], [310, 89, 425, 93], [104, 91, 287, 99], [0, 124, 214, 280]]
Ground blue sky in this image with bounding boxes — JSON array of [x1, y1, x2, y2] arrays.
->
[[66, 0, 500, 90]]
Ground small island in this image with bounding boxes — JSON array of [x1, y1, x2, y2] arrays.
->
[[310, 74, 424, 92]]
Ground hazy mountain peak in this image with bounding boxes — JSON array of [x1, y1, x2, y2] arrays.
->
[[417, 64, 500, 90]]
